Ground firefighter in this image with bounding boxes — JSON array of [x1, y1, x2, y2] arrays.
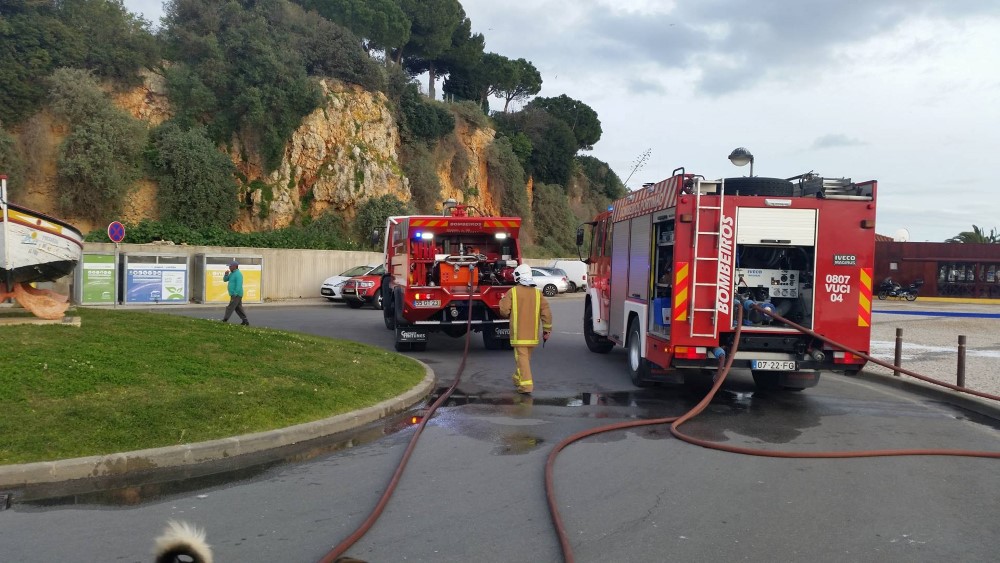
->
[[498, 264, 553, 394]]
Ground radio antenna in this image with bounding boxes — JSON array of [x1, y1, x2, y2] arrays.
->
[[623, 148, 651, 189]]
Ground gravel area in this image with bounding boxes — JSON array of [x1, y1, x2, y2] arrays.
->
[[867, 300, 1000, 397]]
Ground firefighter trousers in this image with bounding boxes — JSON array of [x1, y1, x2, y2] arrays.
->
[[512, 345, 535, 393]]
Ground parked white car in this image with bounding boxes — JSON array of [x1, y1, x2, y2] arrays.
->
[[530, 267, 570, 297], [320, 264, 382, 301], [550, 260, 587, 292]]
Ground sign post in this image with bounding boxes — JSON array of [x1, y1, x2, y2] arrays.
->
[[107, 221, 125, 307]]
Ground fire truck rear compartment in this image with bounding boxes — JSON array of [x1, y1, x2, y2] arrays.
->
[[732, 243, 816, 330]]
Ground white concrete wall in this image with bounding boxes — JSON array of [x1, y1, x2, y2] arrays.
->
[[77, 243, 556, 302], [84, 243, 384, 301]]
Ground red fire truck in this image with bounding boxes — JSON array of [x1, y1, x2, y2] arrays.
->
[[579, 171, 877, 390], [380, 200, 522, 351]]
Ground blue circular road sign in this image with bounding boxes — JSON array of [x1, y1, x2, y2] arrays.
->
[[108, 221, 125, 243]]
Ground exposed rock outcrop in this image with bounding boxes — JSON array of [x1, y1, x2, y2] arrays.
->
[[12, 72, 500, 235]]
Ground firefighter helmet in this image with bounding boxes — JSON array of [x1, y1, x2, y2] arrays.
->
[[513, 264, 534, 286]]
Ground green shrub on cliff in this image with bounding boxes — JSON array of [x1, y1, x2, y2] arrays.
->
[[148, 122, 239, 229], [49, 68, 147, 223]]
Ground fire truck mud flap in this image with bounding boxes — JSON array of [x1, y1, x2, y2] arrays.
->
[[483, 324, 512, 350], [395, 326, 427, 352], [751, 370, 820, 391]]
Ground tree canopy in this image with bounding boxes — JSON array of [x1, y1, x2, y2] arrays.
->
[[946, 225, 999, 244], [528, 94, 602, 151], [0, 0, 159, 125], [295, 0, 410, 54], [494, 58, 542, 113]]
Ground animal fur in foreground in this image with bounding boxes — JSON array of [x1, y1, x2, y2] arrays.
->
[[154, 520, 213, 563]]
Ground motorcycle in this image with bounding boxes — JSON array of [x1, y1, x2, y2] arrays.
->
[[877, 278, 924, 301]]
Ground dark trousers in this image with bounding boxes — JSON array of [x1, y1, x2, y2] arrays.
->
[[224, 295, 248, 323]]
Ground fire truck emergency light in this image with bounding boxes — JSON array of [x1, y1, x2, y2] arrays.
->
[[414, 231, 434, 240], [494, 232, 508, 240]]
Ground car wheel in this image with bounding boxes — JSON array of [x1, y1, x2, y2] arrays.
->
[[567, 281, 577, 293], [543, 284, 558, 297], [374, 287, 384, 310]]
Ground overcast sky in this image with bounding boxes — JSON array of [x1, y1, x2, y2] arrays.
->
[[123, 0, 1000, 242]]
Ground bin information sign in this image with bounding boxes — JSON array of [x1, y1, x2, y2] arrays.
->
[[125, 262, 187, 302], [80, 254, 116, 303], [205, 263, 262, 302]]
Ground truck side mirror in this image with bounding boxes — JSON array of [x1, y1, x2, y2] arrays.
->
[[370, 228, 381, 248], [575, 227, 585, 247]]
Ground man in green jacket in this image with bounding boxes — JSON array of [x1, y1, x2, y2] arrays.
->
[[222, 260, 249, 325]]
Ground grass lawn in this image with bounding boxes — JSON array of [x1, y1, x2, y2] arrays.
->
[[0, 307, 425, 465]]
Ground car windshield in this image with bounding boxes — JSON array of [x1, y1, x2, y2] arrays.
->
[[340, 265, 373, 276]]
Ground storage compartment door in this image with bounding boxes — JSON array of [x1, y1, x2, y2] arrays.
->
[[736, 208, 816, 246]]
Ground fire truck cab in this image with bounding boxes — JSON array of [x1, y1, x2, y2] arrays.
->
[[380, 200, 522, 351], [580, 170, 877, 390]]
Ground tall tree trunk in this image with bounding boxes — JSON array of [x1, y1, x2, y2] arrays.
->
[[427, 61, 437, 100]]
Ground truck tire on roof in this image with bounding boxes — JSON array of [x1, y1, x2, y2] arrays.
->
[[722, 176, 794, 196]]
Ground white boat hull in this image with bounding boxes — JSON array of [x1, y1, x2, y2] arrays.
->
[[1, 178, 84, 286]]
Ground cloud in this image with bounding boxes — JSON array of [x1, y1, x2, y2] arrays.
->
[[812, 134, 866, 149]]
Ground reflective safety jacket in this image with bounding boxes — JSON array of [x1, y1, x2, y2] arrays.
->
[[498, 285, 553, 346]]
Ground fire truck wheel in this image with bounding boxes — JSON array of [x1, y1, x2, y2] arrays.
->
[[542, 284, 558, 297], [627, 319, 652, 387], [584, 300, 614, 353], [383, 302, 395, 330], [722, 177, 794, 196], [347, 300, 364, 309]]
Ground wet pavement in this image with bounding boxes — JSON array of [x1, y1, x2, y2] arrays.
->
[[1, 296, 998, 562]]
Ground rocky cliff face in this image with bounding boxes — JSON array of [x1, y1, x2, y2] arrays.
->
[[12, 71, 499, 235]]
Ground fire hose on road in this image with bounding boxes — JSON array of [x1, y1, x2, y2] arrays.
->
[[544, 304, 1000, 563], [320, 299, 999, 563]]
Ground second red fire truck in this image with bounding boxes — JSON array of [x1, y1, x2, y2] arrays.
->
[[380, 199, 522, 351], [579, 170, 878, 390]]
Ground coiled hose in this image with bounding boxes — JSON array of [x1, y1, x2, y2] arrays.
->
[[544, 305, 1000, 563]]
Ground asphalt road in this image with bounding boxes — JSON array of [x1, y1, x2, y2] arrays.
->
[[1, 294, 998, 562]]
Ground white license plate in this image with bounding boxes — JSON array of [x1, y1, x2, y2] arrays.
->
[[752, 360, 796, 371], [413, 299, 441, 308]]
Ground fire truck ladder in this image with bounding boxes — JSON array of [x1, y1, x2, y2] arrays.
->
[[688, 178, 725, 338]]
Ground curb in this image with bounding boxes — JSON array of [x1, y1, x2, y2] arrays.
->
[[0, 363, 435, 489], [853, 369, 1000, 420]]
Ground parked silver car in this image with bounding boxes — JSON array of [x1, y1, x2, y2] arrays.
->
[[530, 267, 570, 297], [320, 264, 382, 301]]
